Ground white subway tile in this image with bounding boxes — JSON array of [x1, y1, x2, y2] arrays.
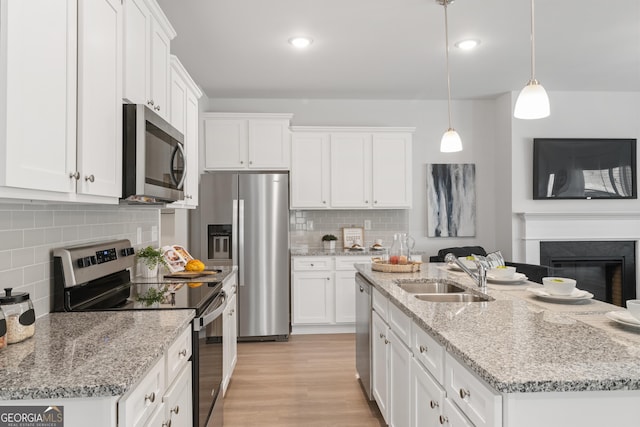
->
[[11, 247, 35, 268]]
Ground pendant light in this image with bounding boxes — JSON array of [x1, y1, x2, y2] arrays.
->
[[438, 0, 462, 153], [514, 0, 550, 119]]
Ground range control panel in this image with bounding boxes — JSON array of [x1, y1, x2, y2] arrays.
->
[[54, 239, 137, 287]]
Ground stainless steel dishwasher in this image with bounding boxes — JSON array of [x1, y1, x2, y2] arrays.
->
[[355, 272, 373, 400]]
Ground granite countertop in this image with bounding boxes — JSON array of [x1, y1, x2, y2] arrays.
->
[[356, 263, 640, 393], [291, 248, 424, 257], [0, 310, 194, 400]]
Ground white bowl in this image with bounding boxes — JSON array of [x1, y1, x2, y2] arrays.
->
[[457, 256, 477, 269], [489, 266, 516, 278], [542, 277, 577, 296], [626, 300, 640, 321]]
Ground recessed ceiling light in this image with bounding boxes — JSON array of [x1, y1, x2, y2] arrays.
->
[[455, 39, 480, 50], [288, 37, 313, 49]]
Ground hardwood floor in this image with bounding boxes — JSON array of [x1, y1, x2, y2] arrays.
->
[[223, 334, 386, 427]]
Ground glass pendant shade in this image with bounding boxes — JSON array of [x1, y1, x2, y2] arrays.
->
[[514, 79, 550, 119], [440, 128, 462, 153]]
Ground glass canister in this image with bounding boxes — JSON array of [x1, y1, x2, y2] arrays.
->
[[0, 288, 35, 344], [389, 233, 409, 265], [0, 308, 6, 350]]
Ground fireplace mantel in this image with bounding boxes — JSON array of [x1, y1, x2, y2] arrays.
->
[[516, 212, 640, 264]]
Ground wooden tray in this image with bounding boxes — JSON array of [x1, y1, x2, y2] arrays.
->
[[371, 260, 421, 273], [163, 270, 219, 279]]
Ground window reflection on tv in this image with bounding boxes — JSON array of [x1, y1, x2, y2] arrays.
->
[[533, 138, 637, 199]]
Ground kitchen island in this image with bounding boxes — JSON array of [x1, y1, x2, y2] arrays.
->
[[0, 309, 194, 426], [357, 262, 640, 427]]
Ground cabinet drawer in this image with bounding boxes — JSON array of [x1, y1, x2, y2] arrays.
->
[[335, 256, 370, 271], [444, 353, 502, 427], [372, 287, 389, 322], [442, 398, 474, 427], [388, 302, 411, 347], [412, 322, 445, 384], [119, 356, 165, 427], [166, 326, 192, 387], [293, 257, 333, 271], [163, 362, 193, 427]]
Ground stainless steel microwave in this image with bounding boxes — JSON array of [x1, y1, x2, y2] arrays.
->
[[122, 104, 185, 202]]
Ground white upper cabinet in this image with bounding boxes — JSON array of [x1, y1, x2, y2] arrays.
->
[[0, 0, 77, 194], [290, 127, 414, 209], [330, 133, 372, 208], [77, 0, 123, 198], [0, 0, 123, 202], [168, 55, 203, 208], [290, 132, 330, 209], [203, 113, 293, 170], [123, 0, 175, 120]]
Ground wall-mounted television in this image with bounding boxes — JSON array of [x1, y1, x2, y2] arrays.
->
[[533, 138, 637, 200]]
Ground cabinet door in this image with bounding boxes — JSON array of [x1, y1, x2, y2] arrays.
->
[[183, 90, 200, 206], [372, 311, 389, 424], [162, 363, 192, 427], [290, 133, 330, 208], [372, 133, 412, 208], [248, 119, 290, 169], [169, 66, 187, 134], [223, 292, 237, 395], [330, 133, 371, 208], [123, 0, 150, 104], [77, 0, 122, 197], [441, 399, 475, 427], [411, 358, 445, 427], [1, 0, 77, 193], [292, 271, 333, 324], [334, 271, 356, 323], [204, 119, 246, 169], [388, 328, 412, 427], [150, 20, 170, 119]]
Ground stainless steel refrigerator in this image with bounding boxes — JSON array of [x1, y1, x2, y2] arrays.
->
[[190, 172, 290, 340]]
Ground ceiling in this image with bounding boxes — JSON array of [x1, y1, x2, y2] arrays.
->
[[156, 0, 640, 100]]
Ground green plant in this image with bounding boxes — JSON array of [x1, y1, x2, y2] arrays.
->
[[136, 246, 167, 269], [136, 285, 168, 307], [322, 234, 338, 241]]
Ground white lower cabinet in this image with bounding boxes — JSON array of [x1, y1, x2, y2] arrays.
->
[[119, 356, 166, 427], [372, 310, 390, 423], [292, 256, 370, 333], [158, 362, 192, 427], [411, 357, 445, 427], [223, 290, 238, 395]]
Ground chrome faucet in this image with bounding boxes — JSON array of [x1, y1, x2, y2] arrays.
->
[[444, 253, 488, 293]]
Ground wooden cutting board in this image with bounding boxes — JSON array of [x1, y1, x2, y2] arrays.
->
[[163, 270, 219, 279]]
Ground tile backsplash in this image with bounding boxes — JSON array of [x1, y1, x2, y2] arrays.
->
[[290, 209, 409, 249], [0, 203, 160, 318]]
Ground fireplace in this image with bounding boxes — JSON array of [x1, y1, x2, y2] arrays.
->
[[540, 241, 636, 306]]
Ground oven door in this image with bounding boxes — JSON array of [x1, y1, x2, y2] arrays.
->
[[193, 290, 226, 427]]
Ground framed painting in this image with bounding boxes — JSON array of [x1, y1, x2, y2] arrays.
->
[[427, 163, 476, 237]]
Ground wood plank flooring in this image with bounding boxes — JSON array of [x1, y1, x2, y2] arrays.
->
[[223, 334, 386, 427]]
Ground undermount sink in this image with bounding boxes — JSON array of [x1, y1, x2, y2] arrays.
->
[[414, 293, 493, 303], [396, 279, 465, 294]]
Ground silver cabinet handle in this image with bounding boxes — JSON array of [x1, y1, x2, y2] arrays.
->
[[359, 286, 364, 292], [249, 160, 253, 165], [365, 200, 369, 204], [179, 349, 187, 357], [144, 391, 155, 403], [374, 200, 378, 204], [439, 415, 448, 424], [379, 333, 384, 339], [154, 105, 160, 111], [326, 277, 330, 280], [170, 405, 179, 415], [322, 200, 326, 204], [419, 345, 427, 353], [85, 174, 94, 183], [69, 171, 79, 180], [310, 263, 314, 267], [147, 100, 154, 106], [459, 388, 470, 399], [162, 420, 171, 427], [384, 338, 389, 344], [430, 400, 439, 409], [240, 160, 244, 164]]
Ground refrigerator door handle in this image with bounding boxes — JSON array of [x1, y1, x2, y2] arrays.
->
[[232, 199, 239, 272], [238, 199, 245, 286]]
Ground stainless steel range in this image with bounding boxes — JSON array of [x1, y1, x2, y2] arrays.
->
[[53, 239, 226, 427]]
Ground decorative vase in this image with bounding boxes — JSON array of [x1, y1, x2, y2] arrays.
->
[[323, 241, 336, 251], [140, 264, 159, 278]]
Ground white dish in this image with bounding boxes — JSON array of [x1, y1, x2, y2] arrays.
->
[[526, 287, 594, 303], [605, 311, 640, 328], [487, 272, 528, 284]]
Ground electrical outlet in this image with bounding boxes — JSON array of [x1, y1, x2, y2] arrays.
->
[[136, 227, 142, 245], [307, 220, 314, 231], [364, 220, 372, 230]]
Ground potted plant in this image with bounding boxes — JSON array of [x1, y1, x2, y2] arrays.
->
[[322, 234, 338, 251], [136, 246, 167, 278]]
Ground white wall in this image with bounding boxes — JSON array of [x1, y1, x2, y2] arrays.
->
[[205, 97, 499, 258], [509, 91, 640, 261]]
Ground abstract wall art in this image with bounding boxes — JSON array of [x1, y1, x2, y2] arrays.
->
[[427, 163, 476, 237]]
